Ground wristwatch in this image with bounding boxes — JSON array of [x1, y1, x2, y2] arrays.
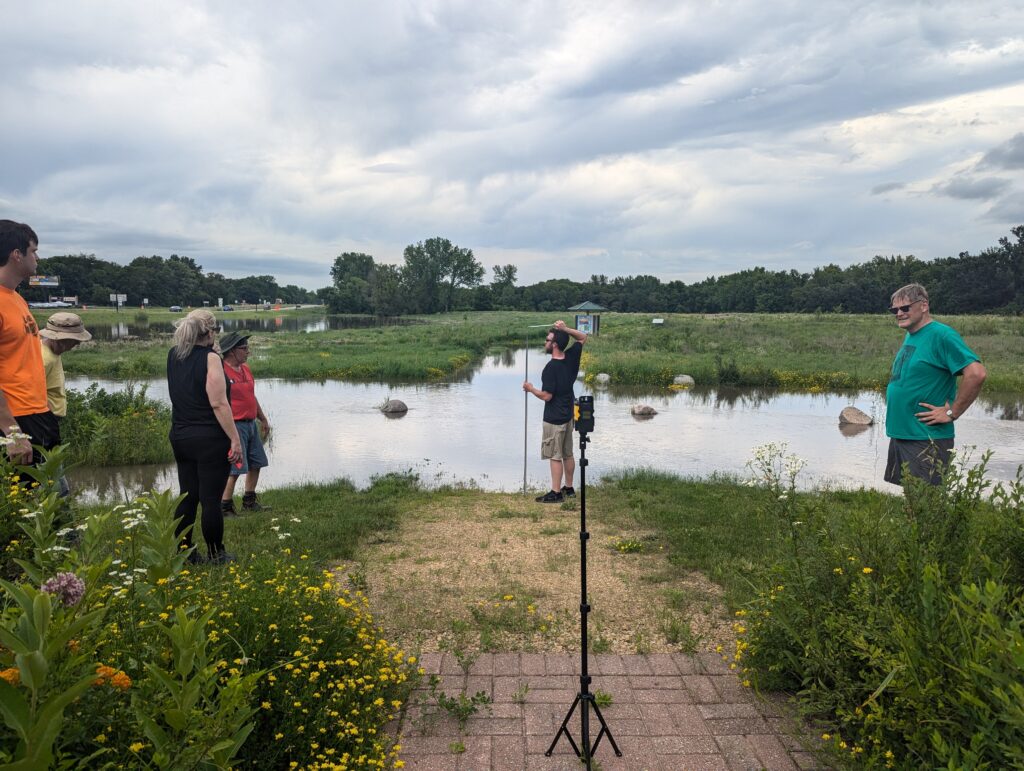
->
[[945, 408, 955, 420]]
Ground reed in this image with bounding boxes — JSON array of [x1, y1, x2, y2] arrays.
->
[[56, 310, 1024, 391]]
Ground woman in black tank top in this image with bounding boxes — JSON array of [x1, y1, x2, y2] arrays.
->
[[167, 310, 242, 564]]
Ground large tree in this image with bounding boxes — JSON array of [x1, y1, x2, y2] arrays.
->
[[328, 252, 376, 313], [401, 237, 484, 314]]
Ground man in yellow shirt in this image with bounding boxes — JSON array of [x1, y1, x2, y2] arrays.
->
[[40, 312, 92, 420]]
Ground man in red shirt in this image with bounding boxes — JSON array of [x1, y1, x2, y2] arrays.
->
[[218, 330, 272, 513]]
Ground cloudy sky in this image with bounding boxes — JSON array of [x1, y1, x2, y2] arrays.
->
[[4, 1, 1024, 289]]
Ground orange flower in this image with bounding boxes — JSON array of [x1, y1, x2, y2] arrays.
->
[[94, 664, 117, 686], [0, 667, 19, 686], [110, 672, 133, 690], [68, 639, 80, 653]]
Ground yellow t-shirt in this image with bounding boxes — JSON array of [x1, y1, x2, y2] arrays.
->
[[0, 286, 47, 416], [41, 343, 67, 417]]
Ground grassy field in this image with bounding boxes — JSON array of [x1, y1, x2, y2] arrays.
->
[[41, 308, 1024, 391]]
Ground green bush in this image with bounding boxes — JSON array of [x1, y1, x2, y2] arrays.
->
[[739, 446, 1024, 768], [62, 382, 173, 466], [0, 458, 416, 769]]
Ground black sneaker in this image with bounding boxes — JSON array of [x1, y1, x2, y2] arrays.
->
[[186, 549, 208, 566], [561, 486, 576, 498], [242, 493, 271, 512], [535, 489, 564, 504], [208, 550, 236, 565], [221, 498, 237, 517]]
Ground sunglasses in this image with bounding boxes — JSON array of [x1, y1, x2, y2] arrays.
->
[[888, 300, 922, 315]]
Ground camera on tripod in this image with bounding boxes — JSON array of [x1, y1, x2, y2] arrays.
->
[[574, 395, 595, 434]]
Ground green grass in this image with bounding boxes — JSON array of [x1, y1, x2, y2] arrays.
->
[[52, 310, 1024, 391]]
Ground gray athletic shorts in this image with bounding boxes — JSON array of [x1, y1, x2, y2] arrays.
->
[[884, 438, 953, 486]]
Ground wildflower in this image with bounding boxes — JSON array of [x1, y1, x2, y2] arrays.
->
[[833, 567, 843, 575], [110, 671, 132, 690], [94, 734, 107, 743], [862, 567, 873, 574], [129, 742, 146, 753], [41, 572, 86, 607], [1, 667, 19, 686]]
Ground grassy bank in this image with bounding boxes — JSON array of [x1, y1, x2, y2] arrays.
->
[[9, 440, 1023, 767], [51, 310, 1024, 391]]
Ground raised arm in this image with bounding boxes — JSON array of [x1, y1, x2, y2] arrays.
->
[[554, 319, 587, 345]]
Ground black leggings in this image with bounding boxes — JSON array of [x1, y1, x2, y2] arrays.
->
[[171, 434, 230, 555]]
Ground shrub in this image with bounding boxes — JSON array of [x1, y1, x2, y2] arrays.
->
[[740, 445, 1024, 768], [0, 457, 416, 769], [62, 382, 173, 466]]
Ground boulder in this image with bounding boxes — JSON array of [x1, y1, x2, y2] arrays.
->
[[839, 406, 873, 425], [380, 399, 408, 414], [673, 374, 695, 387], [594, 373, 611, 385], [631, 404, 658, 416]]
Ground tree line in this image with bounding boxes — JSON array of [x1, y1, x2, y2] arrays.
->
[[324, 226, 1024, 316], [22, 253, 317, 307], [20, 225, 1024, 315]]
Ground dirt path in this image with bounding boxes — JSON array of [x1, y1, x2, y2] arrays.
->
[[338, 492, 737, 657]]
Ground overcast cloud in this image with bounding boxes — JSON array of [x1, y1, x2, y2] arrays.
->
[[3, 0, 1024, 288]]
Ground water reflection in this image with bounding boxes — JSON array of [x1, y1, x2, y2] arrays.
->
[[85, 313, 418, 340], [66, 350, 1023, 501]]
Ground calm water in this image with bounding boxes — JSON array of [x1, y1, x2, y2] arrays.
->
[[85, 313, 417, 341], [67, 349, 1024, 500]]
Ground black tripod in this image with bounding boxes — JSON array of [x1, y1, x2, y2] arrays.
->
[[545, 430, 621, 768]]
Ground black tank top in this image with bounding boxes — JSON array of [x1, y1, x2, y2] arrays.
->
[[167, 345, 230, 441]]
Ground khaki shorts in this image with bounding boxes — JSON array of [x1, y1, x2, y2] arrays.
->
[[541, 421, 574, 461]]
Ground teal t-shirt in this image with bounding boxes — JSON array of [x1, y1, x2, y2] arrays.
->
[[885, 320, 979, 440]]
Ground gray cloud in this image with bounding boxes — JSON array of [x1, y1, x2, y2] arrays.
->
[[934, 176, 1012, 200], [980, 133, 1024, 170], [872, 183, 906, 195], [985, 193, 1024, 224], [3, 0, 1024, 287]]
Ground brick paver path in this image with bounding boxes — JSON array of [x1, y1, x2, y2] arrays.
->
[[394, 652, 826, 770]]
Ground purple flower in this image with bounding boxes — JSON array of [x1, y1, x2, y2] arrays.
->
[[41, 572, 86, 607]]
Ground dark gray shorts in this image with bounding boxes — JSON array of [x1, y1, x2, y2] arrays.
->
[[231, 419, 269, 476], [884, 438, 954, 486]]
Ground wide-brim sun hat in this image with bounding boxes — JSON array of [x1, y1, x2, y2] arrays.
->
[[39, 312, 92, 342], [219, 330, 252, 355]]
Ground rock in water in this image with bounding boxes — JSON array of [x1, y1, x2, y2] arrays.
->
[[381, 399, 408, 414], [839, 406, 872, 425], [631, 404, 658, 416]]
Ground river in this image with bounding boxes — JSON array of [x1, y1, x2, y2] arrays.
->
[[67, 349, 1023, 500]]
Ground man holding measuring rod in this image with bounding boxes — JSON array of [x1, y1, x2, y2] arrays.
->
[[523, 320, 587, 503]]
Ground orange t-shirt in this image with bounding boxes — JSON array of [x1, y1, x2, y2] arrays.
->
[[0, 286, 47, 416]]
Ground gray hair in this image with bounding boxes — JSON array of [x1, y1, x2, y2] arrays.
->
[[890, 283, 929, 306], [172, 309, 218, 360]]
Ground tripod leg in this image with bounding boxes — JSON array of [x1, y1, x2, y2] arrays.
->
[[589, 700, 623, 757], [545, 695, 582, 757]]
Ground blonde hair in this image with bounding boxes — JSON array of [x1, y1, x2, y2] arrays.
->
[[172, 309, 218, 360], [891, 283, 929, 305]]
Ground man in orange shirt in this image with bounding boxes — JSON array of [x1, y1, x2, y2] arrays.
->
[[0, 220, 58, 465]]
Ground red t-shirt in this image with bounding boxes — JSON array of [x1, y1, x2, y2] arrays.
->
[[223, 361, 258, 420]]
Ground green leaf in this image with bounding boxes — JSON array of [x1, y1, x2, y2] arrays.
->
[[0, 679, 30, 740], [16, 652, 48, 692], [163, 708, 188, 731]]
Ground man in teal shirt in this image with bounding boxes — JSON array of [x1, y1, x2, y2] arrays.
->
[[884, 283, 987, 485]]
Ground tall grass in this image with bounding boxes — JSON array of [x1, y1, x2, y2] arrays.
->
[[59, 311, 1024, 391], [62, 383, 173, 465]]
